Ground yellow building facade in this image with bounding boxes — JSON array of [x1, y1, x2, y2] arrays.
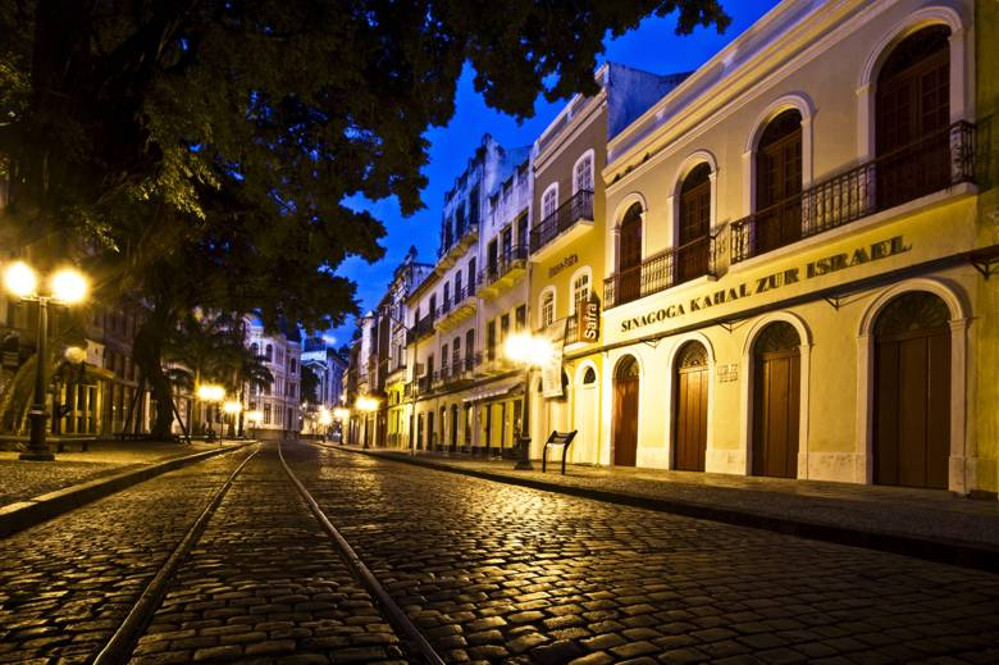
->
[[595, 0, 995, 495]]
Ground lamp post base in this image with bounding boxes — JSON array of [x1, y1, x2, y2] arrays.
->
[[514, 435, 534, 471], [19, 451, 55, 461]]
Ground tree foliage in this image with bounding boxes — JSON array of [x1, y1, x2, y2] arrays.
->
[[0, 0, 729, 436]]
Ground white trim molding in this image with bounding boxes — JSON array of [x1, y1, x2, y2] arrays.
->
[[856, 5, 969, 161], [740, 312, 813, 479], [855, 277, 971, 494]]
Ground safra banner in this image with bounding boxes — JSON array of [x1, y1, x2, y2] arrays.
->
[[541, 319, 566, 398]]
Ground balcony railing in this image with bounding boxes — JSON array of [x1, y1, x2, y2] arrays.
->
[[605, 234, 718, 309], [438, 221, 479, 258], [417, 374, 432, 394], [530, 190, 594, 254], [436, 283, 476, 319], [406, 314, 436, 344], [732, 121, 976, 263], [480, 245, 528, 286]]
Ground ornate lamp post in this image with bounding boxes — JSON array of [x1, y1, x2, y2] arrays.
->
[[355, 396, 379, 448], [196, 383, 225, 442], [333, 407, 349, 444], [504, 332, 554, 471], [222, 400, 242, 442], [3, 261, 89, 461]]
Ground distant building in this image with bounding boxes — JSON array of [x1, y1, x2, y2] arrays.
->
[[245, 321, 301, 439]]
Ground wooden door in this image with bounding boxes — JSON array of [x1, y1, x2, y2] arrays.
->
[[874, 292, 951, 489], [752, 323, 801, 478], [876, 26, 950, 210], [677, 164, 712, 284], [613, 358, 640, 467], [755, 109, 802, 254], [618, 204, 643, 304], [673, 343, 708, 471]]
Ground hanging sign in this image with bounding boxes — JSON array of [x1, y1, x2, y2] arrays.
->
[[577, 297, 600, 344], [541, 319, 566, 398]]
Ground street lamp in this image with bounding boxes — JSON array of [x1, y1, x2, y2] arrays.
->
[[222, 400, 242, 443], [3, 261, 89, 461], [318, 406, 332, 441], [356, 396, 379, 449], [504, 332, 554, 471], [333, 407, 349, 444], [196, 383, 225, 442], [244, 409, 263, 439]]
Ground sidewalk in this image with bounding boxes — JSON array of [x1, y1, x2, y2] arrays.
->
[[331, 444, 999, 572], [0, 439, 254, 537]]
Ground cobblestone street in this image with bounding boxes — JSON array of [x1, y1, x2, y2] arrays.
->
[[284, 442, 999, 664], [2, 440, 999, 664], [0, 447, 256, 663]]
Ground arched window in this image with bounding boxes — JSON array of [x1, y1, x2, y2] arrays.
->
[[617, 203, 643, 305], [677, 163, 713, 284], [542, 183, 559, 220], [570, 267, 591, 314], [265, 344, 273, 361], [540, 288, 556, 328], [582, 367, 597, 384], [755, 109, 803, 255], [251, 342, 259, 355], [876, 25, 951, 210], [573, 151, 594, 194]]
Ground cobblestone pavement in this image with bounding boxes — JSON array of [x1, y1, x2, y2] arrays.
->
[[0, 440, 241, 506], [352, 447, 999, 548], [0, 447, 255, 664], [129, 442, 405, 664], [285, 442, 999, 664]]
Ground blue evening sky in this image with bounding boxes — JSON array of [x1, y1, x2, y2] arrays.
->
[[327, 0, 780, 348]]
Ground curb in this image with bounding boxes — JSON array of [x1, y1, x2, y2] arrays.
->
[[0, 442, 255, 538], [330, 445, 999, 574]]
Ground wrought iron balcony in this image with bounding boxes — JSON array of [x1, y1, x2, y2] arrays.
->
[[732, 121, 976, 264], [479, 245, 528, 295], [605, 234, 718, 309], [406, 314, 436, 344], [530, 190, 594, 255]]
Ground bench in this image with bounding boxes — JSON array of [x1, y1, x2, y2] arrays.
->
[[542, 430, 577, 475]]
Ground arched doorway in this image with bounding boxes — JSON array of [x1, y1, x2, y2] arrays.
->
[[673, 342, 708, 471], [450, 404, 459, 451], [873, 291, 951, 489], [752, 322, 801, 478], [755, 109, 802, 254], [613, 356, 640, 467], [573, 366, 599, 464], [426, 411, 435, 450], [417, 414, 424, 451], [876, 25, 951, 210]]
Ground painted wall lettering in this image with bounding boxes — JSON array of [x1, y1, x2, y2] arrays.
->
[[619, 236, 911, 333]]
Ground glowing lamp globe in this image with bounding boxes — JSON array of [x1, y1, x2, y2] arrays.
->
[[50, 268, 88, 304], [3, 262, 38, 299]]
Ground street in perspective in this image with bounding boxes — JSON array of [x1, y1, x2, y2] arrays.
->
[[2, 0, 999, 663]]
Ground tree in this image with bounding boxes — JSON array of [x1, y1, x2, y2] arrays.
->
[[0, 0, 729, 437], [300, 365, 320, 405]]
